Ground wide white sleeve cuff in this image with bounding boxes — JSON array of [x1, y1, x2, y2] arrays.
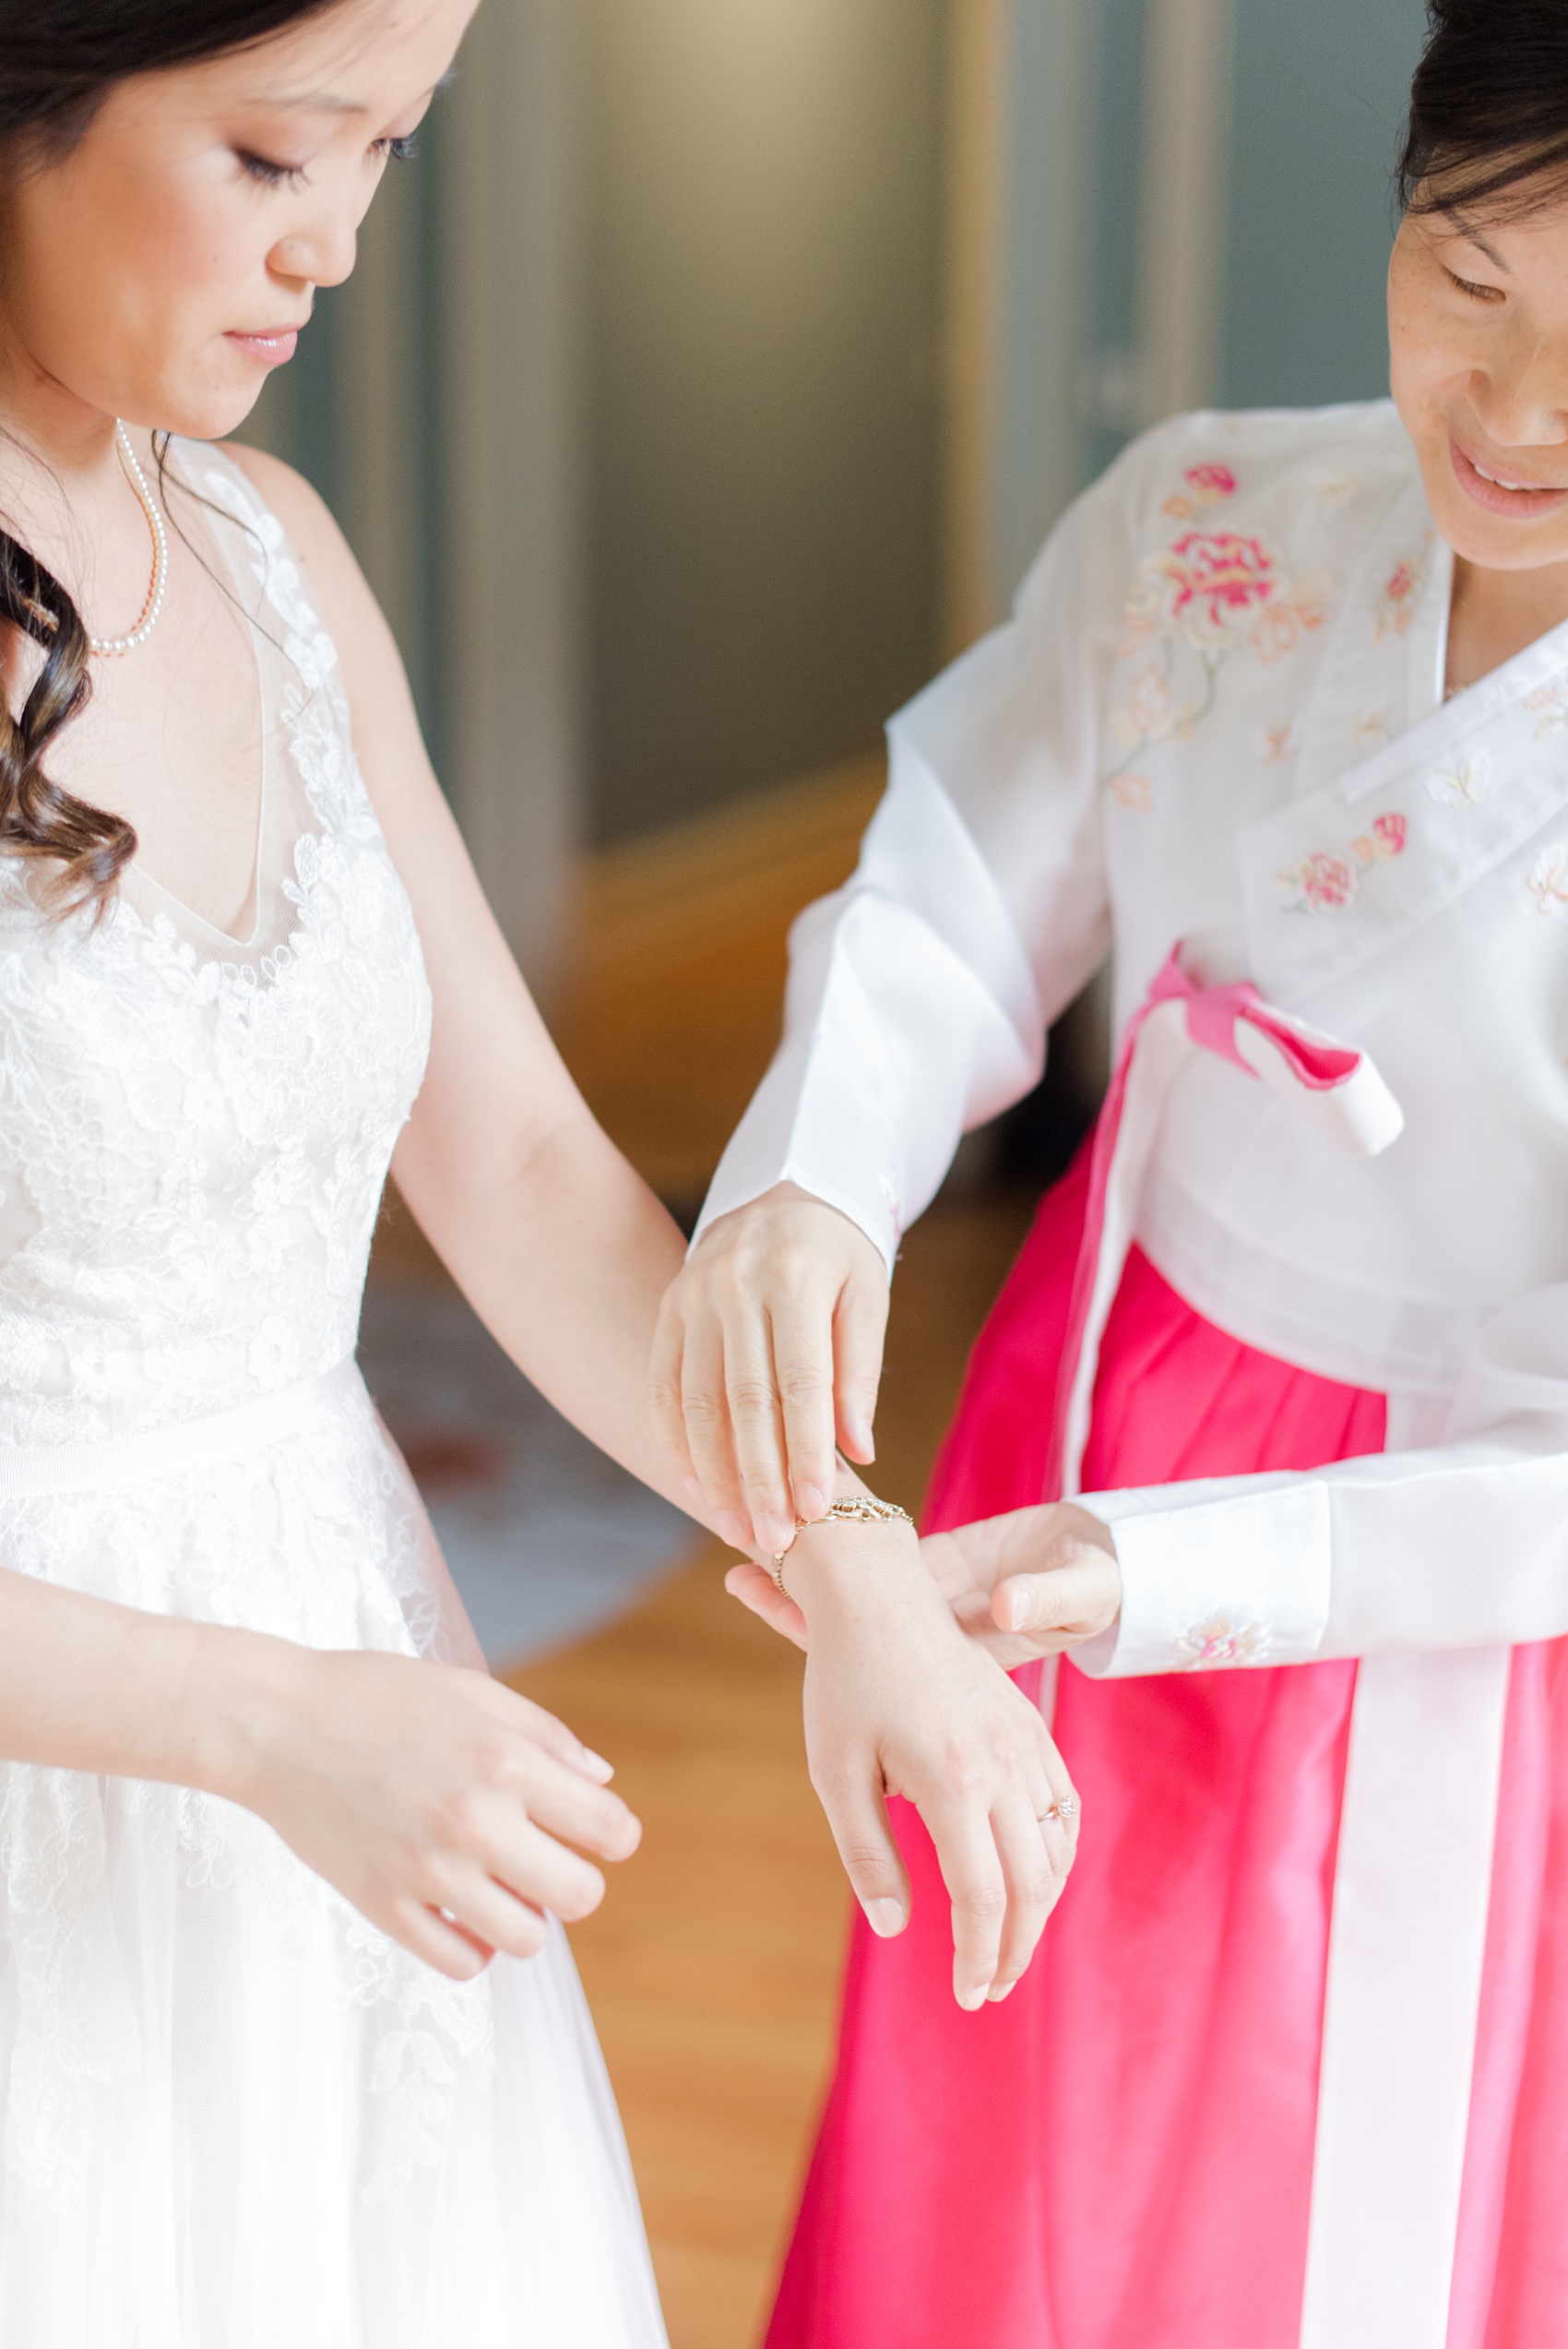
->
[[1064, 1288, 1568, 1675], [1069, 1441, 1568, 1675], [1071, 1474, 1332, 1677]]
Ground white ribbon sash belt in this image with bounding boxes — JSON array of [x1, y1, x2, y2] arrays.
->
[[1050, 945, 1506, 2349], [0, 1354, 361, 1496]]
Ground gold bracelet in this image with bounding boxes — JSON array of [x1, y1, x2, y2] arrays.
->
[[771, 1494, 915, 1597]]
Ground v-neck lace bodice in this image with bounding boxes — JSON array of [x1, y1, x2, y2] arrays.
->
[[0, 447, 432, 1444]]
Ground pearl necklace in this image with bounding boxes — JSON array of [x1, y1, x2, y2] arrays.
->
[[89, 423, 169, 659]]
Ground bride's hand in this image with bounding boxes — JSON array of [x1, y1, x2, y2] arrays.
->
[[766, 1518, 1080, 2008], [726, 1500, 1123, 1670], [222, 1643, 641, 1981], [649, 1182, 889, 1555]]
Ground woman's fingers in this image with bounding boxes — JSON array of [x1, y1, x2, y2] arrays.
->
[[1039, 1746, 1082, 1868], [386, 1897, 499, 1981], [648, 1294, 699, 1488], [985, 1793, 1066, 1999], [810, 1758, 912, 1943], [767, 1290, 841, 1522], [924, 1797, 1012, 2009], [992, 1545, 1122, 1645], [513, 1749, 642, 1864], [678, 1316, 753, 1549], [723, 1562, 810, 1649], [721, 1311, 795, 1555], [473, 1817, 608, 1927], [832, 1264, 889, 1464], [496, 1685, 616, 1784]]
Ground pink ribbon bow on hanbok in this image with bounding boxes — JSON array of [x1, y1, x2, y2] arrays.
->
[[1047, 945, 1405, 1497]]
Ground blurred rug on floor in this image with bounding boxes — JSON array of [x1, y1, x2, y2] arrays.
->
[[358, 1284, 695, 1665]]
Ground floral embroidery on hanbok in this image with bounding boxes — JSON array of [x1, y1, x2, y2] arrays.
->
[[1372, 535, 1434, 641], [1160, 461, 1238, 520], [1525, 680, 1568, 738], [1277, 812, 1408, 913], [1127, 665, 1176, 736], [1256, 719, 1300, 765], [1427, 757, 1490, 812], [1353, 709, 1389, 749], [1528, 842, 1568, 917], [1122, 528, 1326, 661], [1176, 1616, 1271, 1668], [1105, 486, 1331, 796], [1108, 773, 1153, 812], [1314, 474, 1359, 508]]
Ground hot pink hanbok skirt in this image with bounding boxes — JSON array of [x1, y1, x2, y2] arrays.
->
[[766, 1150, 1568, 2349]]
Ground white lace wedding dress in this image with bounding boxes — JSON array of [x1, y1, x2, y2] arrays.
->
[[0, 447, 668, 2347]]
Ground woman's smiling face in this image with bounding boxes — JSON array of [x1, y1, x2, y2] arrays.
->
[[0, 0, 478, 444], [1390, 188, 1568, 569]]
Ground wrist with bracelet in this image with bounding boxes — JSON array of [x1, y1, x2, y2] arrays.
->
[[770, 1492, 915, 1597]]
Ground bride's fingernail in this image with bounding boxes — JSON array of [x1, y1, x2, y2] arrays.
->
[[755, 1513, 794, 1555], [863, 1897, 907, 1938], [956, 1982, 988, 2012], [716, 1510, 749, 1549], [682, 1476, 705, 1509], [986, 1979, 1016, 2003], [796, 1483, 827, 1519], [1006, 1589, 1032, 1633], [578, 1747, 614, 1780]]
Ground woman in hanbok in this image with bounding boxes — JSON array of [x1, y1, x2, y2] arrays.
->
[[0, 3, 1070, 2341], [657, 4, 1568, 2342]]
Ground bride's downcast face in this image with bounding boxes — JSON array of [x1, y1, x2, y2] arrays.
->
[[0, 0, 479, 443], [1390, 186, 1568, 572]]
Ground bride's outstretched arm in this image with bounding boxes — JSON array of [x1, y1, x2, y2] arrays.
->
[[231, 446, 1076, 2007]]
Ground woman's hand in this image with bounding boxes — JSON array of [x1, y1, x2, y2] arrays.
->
[[922, 1503, 1123, 1667], [221, 1643, 641, 1982], [649, 1182, 890, 1555], [726, 1500, 1121, 1668], [778, 1519, 1080, 2009]]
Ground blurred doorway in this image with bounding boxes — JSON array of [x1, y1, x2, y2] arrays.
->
[[584, 0, 947, 846]]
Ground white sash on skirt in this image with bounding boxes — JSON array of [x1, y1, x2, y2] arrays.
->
[[0, 1355, 361, 1496]]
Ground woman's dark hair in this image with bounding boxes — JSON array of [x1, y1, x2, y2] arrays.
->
[[0, 2, 341, 916], [1399, 0, 1568, 219]]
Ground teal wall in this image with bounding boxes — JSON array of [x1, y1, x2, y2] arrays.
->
[[585, 0, 945, 844], [1221, 0, 1429, 411], [1082, 0, 1149, 486]]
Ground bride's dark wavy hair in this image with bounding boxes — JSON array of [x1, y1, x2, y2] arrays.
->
[[1399, 0, 1568, 219], [0, 1, 342, 915]]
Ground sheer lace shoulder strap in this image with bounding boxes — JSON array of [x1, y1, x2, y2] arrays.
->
[[168, 440, 378, 848], [172, 442, 342, 700]]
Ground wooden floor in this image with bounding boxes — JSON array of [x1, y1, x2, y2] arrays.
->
[[506, 1186, 1035, 2349]]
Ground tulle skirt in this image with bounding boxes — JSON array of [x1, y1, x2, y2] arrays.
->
[[0, 1362, 667, 2348]]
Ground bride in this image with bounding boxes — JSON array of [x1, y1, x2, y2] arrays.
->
[[0, 1, 1075, 2341]]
